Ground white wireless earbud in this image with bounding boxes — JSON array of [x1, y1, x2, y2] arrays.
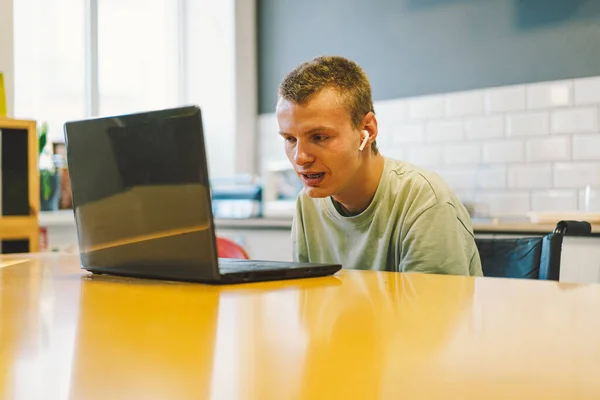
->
[[359, 130, 369, 152]]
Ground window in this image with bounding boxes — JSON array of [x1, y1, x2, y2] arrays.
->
[[13, 0, 86, 143], [14, 0, 243, 178], [14, 0, 180, 143], [98, 0, 179, 115]]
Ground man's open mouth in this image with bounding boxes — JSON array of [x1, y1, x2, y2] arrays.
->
[[303, 173, 325, 179]]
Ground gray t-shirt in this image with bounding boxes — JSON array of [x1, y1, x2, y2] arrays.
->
[[291, 158, 483, 276]]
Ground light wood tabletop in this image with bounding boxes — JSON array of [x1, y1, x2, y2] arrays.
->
[[2, 253, 600, 399]]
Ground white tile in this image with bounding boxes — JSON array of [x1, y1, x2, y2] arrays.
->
[[374, 122, 393, 148], [438, 168, 477, 190], [482, 140, 525, 163], [391, 122, 425, 143], [527, 80, 573, 109], [579, 187, 600, 213], [554, 163, 600, 188], [406, 145, 443, 167], [532, 190, 578, 212], [506, 111, 549, 137], [464, 116, 505, 139], [525, 137, 571, 162], [476, 192, 531, 217], [445, 91, 484, 117], [374, 98, 407, 122], [474, 166, 507, 189], [573, 134, 600, 160], [425, 119, 464, 142], [484, 85, 526, 113], [508, 163, 552, 189], [443, 143, 481, 165], [551, 107, 598, 133], [574, 76, 600, 105], [408, 95, 445, 120]]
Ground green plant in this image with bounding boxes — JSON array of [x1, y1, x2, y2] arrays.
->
[[38, 122, 54, 202], [38, 121, 47, 155], [40, 170, 53, 202]]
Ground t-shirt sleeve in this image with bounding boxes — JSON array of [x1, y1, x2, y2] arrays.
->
[[292, 198, 309, 263], [398, 202, 472, 276]]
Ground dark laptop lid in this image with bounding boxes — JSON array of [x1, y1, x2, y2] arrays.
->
[[63, 106, 221, 282]]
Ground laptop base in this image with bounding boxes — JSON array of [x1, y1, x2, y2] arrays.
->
[[218, 259, 342, 284], [83, 261, 341, 285]]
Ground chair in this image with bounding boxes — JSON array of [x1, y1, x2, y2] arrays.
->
[[216, 236, 250, 259], [475, 220, 592, 281]]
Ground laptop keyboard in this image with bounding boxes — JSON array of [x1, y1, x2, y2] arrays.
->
[[218, 258, 293, 273]]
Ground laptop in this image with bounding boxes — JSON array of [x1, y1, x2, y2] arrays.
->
[[63, 106, 342, 284]]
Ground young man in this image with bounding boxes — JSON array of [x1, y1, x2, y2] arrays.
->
[[276, 55, 482, 276]]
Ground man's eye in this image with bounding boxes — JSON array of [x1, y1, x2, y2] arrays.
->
[[284, 136, 297, 143], [314, 135, 328, 142]]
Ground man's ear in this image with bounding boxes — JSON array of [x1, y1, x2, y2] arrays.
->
[[361, 112, 378, 148]]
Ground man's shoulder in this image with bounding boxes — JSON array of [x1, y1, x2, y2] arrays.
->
[[384, 158, 454, 203]]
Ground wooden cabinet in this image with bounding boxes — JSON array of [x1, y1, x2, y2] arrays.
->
[[0, 118, 39, 253]]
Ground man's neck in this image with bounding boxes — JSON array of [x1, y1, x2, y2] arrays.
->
[[332, 154, 385, 215]]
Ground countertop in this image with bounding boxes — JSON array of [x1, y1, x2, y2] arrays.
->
[[38, 210, 294, 230], [38, 210, 600, 235]]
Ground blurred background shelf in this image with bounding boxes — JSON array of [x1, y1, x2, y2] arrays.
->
[[0, 118, 39, 253]]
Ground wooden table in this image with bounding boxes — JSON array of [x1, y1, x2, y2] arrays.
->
[[2, 253, 600, 399]]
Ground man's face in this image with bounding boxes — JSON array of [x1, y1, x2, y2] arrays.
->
[[276, 88, 365, 199]]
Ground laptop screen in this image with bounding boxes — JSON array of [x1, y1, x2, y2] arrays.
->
[[63, 106, 220, 281]]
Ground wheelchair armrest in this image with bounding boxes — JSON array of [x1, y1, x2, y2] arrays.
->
[[554, 220, 592, 236]]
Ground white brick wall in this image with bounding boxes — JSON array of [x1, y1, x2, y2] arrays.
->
[[573, 134, 600, 160], [554, 163, 600, 188], [575, 77, 600, 105], [406, 145, 443, 166], [532, 190, 578, 212], [475, 166, 507, 189], [484, 85, 526, 113], [408, 96, 444, 120], [465, 116, 504, 139], [437, 168, 477, 190], [551, 107, 598, 133], [507, 112, 549, 137], [527, 80, 573, 109], [476, 192, 531, 217], [508, 164, 552, 189], [482, 140, 525, 163], [579, 187, 600, 213], [443, 143, 481, 165], [426, 119, 464, 142], [258, 76, 600, 218], [392, 122, 425, 143], [445, 91, 484, 117], [525, 137, 571, 162]]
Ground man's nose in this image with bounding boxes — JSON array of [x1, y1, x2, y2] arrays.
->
[[294, 140, 315, 166]]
